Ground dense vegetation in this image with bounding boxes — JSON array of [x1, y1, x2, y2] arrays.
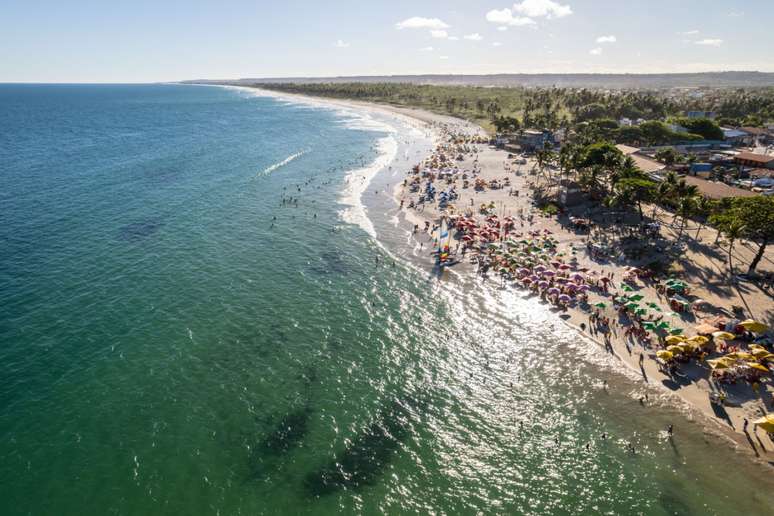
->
[[250, 82, 774, 139]]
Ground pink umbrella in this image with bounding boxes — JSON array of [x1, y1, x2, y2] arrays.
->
[[538, 280, 550, 289], [558, 294, 571, 302], [522, 277, 532, 284], [578, 284, 591, 292], [542, 270, 555, 276], [566, 283, 578, 290], [559, 264, 571, 270], [572, 273, 585, 281], [548, 287, 560, 295]]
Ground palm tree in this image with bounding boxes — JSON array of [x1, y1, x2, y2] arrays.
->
[[724, 221, 745, 273], [675, 196, 697, 241], [693, 197, 713, 241]]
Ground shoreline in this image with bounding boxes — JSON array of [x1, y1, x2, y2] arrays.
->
[[217, 85, 774, 467]]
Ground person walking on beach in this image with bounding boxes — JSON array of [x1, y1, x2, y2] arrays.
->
[[667, 424, 674, 437], [743, 418, 749, 433]]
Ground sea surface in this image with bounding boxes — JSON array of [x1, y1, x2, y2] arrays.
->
[[1, 84, 773, 515]]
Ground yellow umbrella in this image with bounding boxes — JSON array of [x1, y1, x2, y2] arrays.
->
[[750, 344, 767, 352], [726, 352, 754, 361], [753, 415, 774, 433], [656, 350, 674, 360], [746, 362, 770, 373], [666, 345, 684, 354], [686, 335, 710, 346], [739, 319, 769, 333], [707, 357, 734, 369], [712, 331, 735, 340], [666, 335, 686, 345], [752, 349, 773, 359]]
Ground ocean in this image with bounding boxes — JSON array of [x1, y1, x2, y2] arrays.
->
[[1, 84, 772, 515]]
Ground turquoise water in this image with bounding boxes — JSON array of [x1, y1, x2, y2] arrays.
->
[[1, 84, 773, 515]]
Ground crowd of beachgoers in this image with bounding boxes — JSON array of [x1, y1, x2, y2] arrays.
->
[[396, 120, 774, 445]]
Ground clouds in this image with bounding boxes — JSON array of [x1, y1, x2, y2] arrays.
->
[[589, 47, 602, 56], [513, 0, 572, 19], [695, 39, 723, 47], [420, 46, 434, 52], [430, 30, 448, 38], [486, 0, 571, 29], [492, 42, 503, 47], [486, 8, 537, 27], [334, 40, 349, 48], [464, 33, 483, 41], [679, 30, 699, 36], [395, 17, 450, 30], [596, 35, 616, 44]]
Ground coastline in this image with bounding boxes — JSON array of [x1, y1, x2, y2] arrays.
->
[[217, 85, 773, 467]]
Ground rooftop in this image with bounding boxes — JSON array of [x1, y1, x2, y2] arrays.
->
[[681, 175, 758, 199], [735, 152, 774, 164]]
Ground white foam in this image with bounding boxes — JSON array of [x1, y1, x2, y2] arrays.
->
[[338, 136, 398, 238], [258, 150, 307, 177]]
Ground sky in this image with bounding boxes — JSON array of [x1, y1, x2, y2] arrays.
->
[[1, 0, 772, 82]]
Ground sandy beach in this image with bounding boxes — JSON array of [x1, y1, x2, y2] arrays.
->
[[357, 102, 774, 462]]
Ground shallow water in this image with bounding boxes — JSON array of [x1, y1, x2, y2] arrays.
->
[[1, 84, 773, 515]]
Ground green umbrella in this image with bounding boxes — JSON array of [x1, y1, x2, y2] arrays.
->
[[657, 322, 670, 329], [635, 308, 647, 316], [642, 322, 657, 330], [629, 294, 644, 302], [594, 302, 607, 309], [626, 302, 639, 309], [670, 328, 684, 335], [621, 284, 634, 292]]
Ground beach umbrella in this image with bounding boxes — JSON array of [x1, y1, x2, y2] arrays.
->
[[635, 308, 647, 316], [707, 357, 734, 370], [542, 270, 555, 277], [625, 302, 639, 310], [670, 328, 684, 335], [712, 331, 736, 341], [538, 280, 550, 289], [548, 287, 560, 295], [753, 415, 774, 433], [558, 294, 571, 302], [745, 362, 770, 373], [594, 302, 607, 309], [643, 322, 657, 331], [578, 284, 591, 292], [628, 294, 644, 302], [522, 277, 532, 284], [665, 335, 686, 345], [657, 322, 670, 330], [686, 335, 710, 346], [726, 352, 755, 361], [656, 350, 674, 361], [666, 345, 684, 354], [739, 320, 769, 333]]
